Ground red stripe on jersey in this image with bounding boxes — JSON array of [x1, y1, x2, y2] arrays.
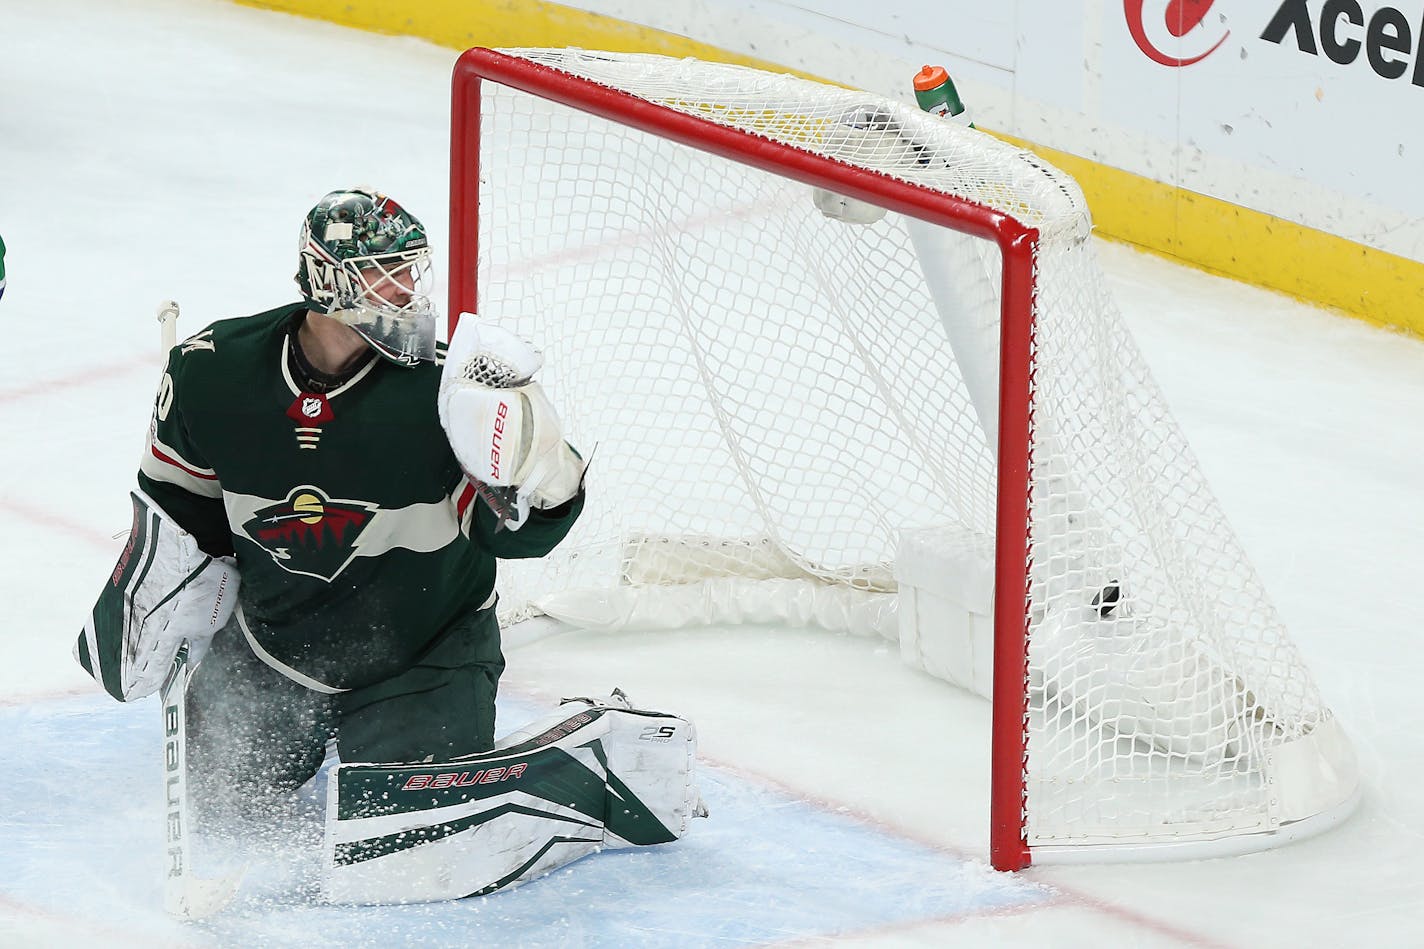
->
[[455, 480, 478, 525], [150, 443, 218, 480]]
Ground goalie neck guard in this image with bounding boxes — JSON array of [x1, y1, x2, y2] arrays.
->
[[295, 188, 437, 367]]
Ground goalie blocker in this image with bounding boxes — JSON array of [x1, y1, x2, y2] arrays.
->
[[325, 693, 705, 904], [75, 489, 239, 702]]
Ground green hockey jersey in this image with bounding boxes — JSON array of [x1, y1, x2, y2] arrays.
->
[[138, 303, 582, 691]]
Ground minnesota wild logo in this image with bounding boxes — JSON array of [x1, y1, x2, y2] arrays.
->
[[242, 486, 378, 581]]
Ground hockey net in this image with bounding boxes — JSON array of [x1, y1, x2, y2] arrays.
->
[[449, 48, 1357, 869]]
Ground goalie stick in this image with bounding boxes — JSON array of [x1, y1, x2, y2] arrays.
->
[[160, 641, 246, 918], [158, 299, 179, 354], [152, 302, 244, 918]]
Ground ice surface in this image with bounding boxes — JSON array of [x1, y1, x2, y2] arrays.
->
[[1, 691, 1046, 947]]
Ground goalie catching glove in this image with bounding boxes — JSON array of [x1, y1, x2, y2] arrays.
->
[[75, 490, 239, 701], [438, 315, 586, 528]]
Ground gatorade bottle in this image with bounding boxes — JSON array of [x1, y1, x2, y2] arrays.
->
[[913, 65, 974, 129]]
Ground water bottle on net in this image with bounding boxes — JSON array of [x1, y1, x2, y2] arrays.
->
[[913, 65, 974, 128]]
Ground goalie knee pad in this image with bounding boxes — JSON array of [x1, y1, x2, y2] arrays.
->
[[323, 694, 702, 904]]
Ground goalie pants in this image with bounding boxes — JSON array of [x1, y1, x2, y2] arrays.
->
[[185, 605, 504, 827]]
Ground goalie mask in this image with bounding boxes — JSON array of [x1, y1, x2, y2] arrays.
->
[[296, 188, 438, 366]]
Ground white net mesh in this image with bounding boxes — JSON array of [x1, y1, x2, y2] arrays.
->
[[459, 49, 1355, 855]]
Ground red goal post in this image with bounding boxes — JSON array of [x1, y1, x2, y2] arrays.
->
[[447, 47, 1356, 871], [450, 45, 1038, 870]]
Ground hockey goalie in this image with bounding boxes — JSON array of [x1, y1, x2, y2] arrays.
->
[[73, 187, 705, 914]]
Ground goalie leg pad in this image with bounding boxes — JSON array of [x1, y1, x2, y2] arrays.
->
[[323, 698, 701, 904], [74, 490, 239, 702]]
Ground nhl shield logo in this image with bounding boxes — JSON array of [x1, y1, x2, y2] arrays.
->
[[242, 485, 378, 581], [287, 392, 335, 450]]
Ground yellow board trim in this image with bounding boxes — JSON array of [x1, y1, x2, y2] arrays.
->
[[1001, 135, 1424, 338], [237, 0, 1424, 337], [232, 0, 803, 72]]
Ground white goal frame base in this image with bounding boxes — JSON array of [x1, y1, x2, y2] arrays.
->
[[1031, 788, 1361, 865]]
